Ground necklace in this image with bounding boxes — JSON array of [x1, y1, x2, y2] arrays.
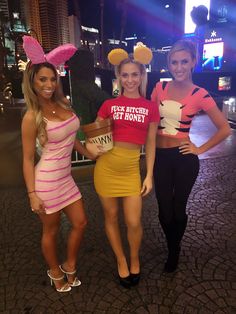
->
[[52, 110, 56, 114]]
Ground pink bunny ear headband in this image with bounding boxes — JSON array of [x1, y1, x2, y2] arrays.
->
[[22, 35, 77, 67], [108, 43, 153, 66]]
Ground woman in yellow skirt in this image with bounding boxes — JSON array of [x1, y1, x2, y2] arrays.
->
[[94, 46, 160, 288]]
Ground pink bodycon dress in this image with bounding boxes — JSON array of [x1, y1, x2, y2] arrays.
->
[[35, 113, 82, 214]]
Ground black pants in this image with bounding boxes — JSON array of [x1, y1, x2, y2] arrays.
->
[[153, 147, 199, 225]]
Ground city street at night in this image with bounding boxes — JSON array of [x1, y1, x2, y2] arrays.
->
[[1, 107, 236, 313], [1, 0, 236, 313]]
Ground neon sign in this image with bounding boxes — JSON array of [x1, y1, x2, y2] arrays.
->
[[204, 30, 223, 43]]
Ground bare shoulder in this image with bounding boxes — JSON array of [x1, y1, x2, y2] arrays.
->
[[63, 97, 70, 105], [22, 110, 37, 129], [23, 110, 35, 121]]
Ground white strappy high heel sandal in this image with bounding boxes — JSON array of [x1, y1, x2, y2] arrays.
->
[[59, 265, 82, 287], [47, 270, 72, 292]]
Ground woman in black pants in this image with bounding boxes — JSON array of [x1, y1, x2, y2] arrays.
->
[[151, 39, 231, 272]]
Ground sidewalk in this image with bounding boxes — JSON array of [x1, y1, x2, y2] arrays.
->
[[1, 114, 236, 313]]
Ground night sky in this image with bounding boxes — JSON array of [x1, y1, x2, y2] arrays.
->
[[69, 0, 184, 49]]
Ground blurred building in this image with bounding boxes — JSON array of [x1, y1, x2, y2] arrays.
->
[[68, 15, 128, 68], [68, 14, 81, 48], [81, 25, 101, 66], [2, 0, 69, 52], [0, 0, 9, 17], [21, 0, 69, 51], [21, 0, 42, 43]]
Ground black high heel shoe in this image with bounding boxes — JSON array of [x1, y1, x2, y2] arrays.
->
[[130, 273, 140, 286], [118, 275, 131, 289]]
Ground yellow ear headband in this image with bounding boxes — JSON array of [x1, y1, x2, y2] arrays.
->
[[108, 44, 153, 66]]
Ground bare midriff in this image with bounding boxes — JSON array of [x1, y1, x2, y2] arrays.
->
[[114, 141, 141, 150], [156, 135, 191, 148]]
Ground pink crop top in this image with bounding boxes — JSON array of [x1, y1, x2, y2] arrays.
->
[[98, 95, 160, 145], [151, 81, 217, 138]]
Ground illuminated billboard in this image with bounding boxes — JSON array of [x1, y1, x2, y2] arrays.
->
[[185, 0, 210, 34], [218, 77, 231, 91], [202, 42, 224, 71]]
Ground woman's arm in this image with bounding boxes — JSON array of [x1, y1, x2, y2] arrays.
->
[[198, 106, 231, 154], [179, 106, 232, 155], [21, 111, 37, 192], [74, 138, 105, 160], [21, 111, 45, 214], [95, 116, 104, 122], [73, 139, 97, 160], [75, 116, 105, 159], [141, 122, 158, 196]]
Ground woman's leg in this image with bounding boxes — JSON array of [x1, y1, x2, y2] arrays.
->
[[100, 196, 129, 278], [173, 154, 200, 222], [173, 153, 200, 243], [153, 148, 179, 272], [123, 195, 142, 275], [165, 153, 199, 272], [153, 149, 175, 225], [153, 148, 175, 247], [39, 211, 69, 289], [62, 199, 87, 280]]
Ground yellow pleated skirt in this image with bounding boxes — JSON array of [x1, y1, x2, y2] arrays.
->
[[94, 146, 141, 197]]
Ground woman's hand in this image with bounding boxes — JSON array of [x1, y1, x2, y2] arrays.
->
[[29, 193, 46, 215], [74, 139, 105, 161], [85, 141, 106, 160], [179, 141, 200, 155], [141, 176, 153, 197]]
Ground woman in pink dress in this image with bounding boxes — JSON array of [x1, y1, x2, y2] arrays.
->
[[21, 36, 100, 292]]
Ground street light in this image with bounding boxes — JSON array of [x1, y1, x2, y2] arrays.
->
[[26, 28, 39, 42]]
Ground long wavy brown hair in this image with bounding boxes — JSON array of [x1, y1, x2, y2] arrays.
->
[[22, 62, 71, 145]]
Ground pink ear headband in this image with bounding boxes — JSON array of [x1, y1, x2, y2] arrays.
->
[[22, 35, 77, 67]]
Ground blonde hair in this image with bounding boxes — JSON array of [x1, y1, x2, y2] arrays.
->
[[22, 62, 71, 145], [167, 39, 197, 67], [115, 56, 148, 97]]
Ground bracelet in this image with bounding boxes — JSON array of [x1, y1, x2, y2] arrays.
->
[[28, 190, 35, 194]]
